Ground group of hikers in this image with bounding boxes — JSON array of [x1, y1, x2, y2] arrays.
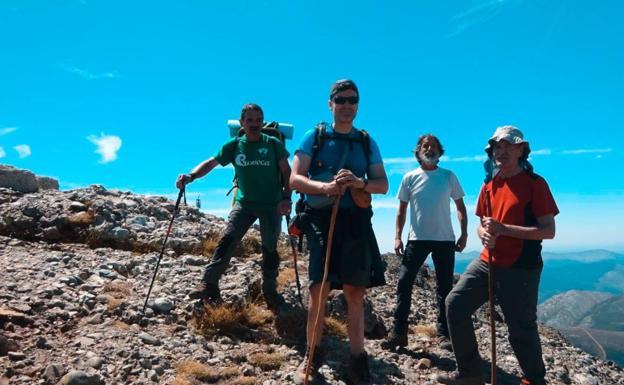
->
[[175, 79, 559, 385]]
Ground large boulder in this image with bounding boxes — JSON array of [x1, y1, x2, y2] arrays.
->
[[37, 175, 59, 190], [0, 165, 38, 193]]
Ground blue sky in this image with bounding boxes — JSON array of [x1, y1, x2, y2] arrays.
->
[[1, 1, 622, 254]]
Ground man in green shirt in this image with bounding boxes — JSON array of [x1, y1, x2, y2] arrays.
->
[[176, 103, 292, 310]]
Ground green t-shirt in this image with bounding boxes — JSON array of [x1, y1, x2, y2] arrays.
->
[[214, 133, 289, 206]]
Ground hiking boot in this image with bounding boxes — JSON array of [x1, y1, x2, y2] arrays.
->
[[521, 377, 547, 385], [188, 282, 222, 304], [263, 290, 285, 312], [294, 347, 325, 385], [437, 335, 453, 352], [381, 331, 408, 350], [436, 371, 484, 385], [346, 351, 372, 385]]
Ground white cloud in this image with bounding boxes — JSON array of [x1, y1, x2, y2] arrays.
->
[[200, 207, 231, 218], [372, 197, 400, 210], [0, 147, 5, 158], [449, 0, 511, 37], [13, 144, 31, 158], [385, 154, 490, 166], [442, 155, 488, 162], [60, 62, 118, 80], [384, 157, 416, 165], [87, 134, 122, 163], [0, 127, 17, 136], [531, 148, 552, 156], [561, 148, 613, 155]]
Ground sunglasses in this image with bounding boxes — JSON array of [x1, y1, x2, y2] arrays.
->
[[333, 96, 359, 105]]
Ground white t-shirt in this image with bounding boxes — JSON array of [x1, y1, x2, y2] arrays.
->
[[397, 167, 465, 242]]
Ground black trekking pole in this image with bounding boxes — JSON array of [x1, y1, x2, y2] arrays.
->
[[141, 186, 186, 315], [285, 214, 304, 307], [485, 191, 497, 385]]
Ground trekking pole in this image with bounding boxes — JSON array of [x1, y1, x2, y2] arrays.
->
[[485, 192, 497, 385], [141, 186, 186, 315], [303, 197, 341, 385], [286, 214, 304, 307]]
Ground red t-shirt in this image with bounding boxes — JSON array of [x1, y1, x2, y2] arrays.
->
[[476, 171, 559, 268]]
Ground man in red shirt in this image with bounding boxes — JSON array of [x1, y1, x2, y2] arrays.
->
[[437, 126, 559, 385]]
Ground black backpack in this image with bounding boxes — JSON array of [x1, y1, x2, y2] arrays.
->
[[310, 121, 371, 169]]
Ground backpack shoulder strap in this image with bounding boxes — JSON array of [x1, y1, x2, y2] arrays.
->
[[311, 122, 328, 166], [356, 128, 372, 166]]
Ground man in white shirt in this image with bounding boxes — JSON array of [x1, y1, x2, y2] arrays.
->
[[382, 134, 467, 350]]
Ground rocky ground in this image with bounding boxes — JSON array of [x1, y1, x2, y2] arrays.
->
[[0, 171, 623, 384]]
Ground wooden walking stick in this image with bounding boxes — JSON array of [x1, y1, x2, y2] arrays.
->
[[484, 191, 497, 385], [303, 197, 341, 385]]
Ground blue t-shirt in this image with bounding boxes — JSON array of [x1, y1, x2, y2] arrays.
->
[[296, 125, 383, 208]]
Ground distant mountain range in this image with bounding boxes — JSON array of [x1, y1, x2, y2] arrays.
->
[[450, 249, 624, 365], [454, 250, 624, 303], [537, 290, 624, 366]]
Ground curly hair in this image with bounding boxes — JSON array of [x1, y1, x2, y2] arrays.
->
[[414, 134, 444, 163]]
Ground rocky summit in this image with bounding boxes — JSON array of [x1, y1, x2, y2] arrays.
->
[[1, 168, 623, 385]]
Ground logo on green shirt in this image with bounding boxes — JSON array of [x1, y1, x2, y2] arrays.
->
[[234, 153, 270, 167]]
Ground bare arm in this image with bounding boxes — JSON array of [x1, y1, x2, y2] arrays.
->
[[278, 157, 292, 199], [482, 214, 556, 241], [394, 200, 408, 255], [365, 163, 389, 194], [176, 157, 220, 188], [454, 198, 468, 251], [289, 153, 343, 196], [277, 157, 293, 215], [190, 158, 220, 179], [335, 162, 389, 194]]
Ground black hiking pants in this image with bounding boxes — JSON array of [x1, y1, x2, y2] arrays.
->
[[392, 240, 455, 337]]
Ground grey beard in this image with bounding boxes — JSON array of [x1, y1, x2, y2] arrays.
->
[[422, 155, 439, 166]]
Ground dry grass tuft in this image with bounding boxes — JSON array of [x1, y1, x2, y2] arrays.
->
[[235, 236, 262, 259], [228, 377, 257, 385], [196, 303, 246, 338], [218, 367, 240, 378], [248, 352, 285, 370], [195, 300, 277, 340], [102, 282, 132, 311], [103, 282, 132, 296], [112, 320, 131, 331], [277, 240, 293, 261], [68, 210, 95, 226], [325, 316, 348, 339], [101, 295, 122, 311], [276, 267, 296, 290], [242, 303, 274, 328], [200, 236, 220, 256], [411, 324, 437, 338], [173, 361, 241, 385]]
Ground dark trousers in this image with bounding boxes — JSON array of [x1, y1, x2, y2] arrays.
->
[[202, 203, 281, 294], [445, 258, 545, 382], [392, 240, 455, 336]]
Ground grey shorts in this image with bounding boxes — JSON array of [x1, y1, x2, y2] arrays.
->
[[304, 205, 386, 290]]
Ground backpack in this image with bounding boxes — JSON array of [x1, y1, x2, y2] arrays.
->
[[310, 122, 371, 170], [226, 122, 288, 200]]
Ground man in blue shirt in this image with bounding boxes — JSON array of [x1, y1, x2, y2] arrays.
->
[[290, 79, 388, 385]]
